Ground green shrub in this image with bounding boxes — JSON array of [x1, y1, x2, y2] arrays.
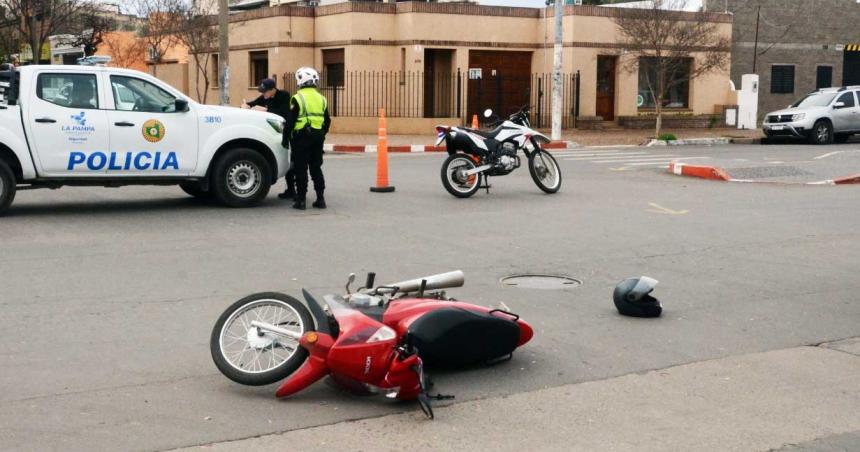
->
[[658, 133, 678, 141]]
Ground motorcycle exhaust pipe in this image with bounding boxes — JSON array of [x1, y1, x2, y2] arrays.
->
[[379, 270, 465, 294]]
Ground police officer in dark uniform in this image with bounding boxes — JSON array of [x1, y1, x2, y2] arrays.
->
[[242, 78, 296, 199], [282, 67, 330, 210]]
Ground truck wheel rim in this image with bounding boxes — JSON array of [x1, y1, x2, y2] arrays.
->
[[227, 161, 261, 198], [219, 299, 304, 374]]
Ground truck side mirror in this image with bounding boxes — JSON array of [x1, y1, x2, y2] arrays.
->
[[174, 98, 189, 112]]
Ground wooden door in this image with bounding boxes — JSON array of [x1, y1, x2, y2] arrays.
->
[[467, 50, 532, 121], [596, 56, 616, 121]]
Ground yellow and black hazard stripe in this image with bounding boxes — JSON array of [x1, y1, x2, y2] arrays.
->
[[846, 44, 860, 52]]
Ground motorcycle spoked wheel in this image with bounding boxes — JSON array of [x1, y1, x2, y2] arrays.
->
[[441, 153, 482, 198], [210, 292, 314, 386], [528, 149, 562, 194]]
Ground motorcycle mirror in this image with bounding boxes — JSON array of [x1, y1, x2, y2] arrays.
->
[[365, 272, 376, 290], [346, 273, 356, 294], [483, 108, 493, 118]]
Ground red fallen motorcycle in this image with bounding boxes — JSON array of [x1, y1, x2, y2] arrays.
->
[[210, 271, 533, 418]]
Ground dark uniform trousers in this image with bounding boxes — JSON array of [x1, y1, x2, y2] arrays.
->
[[291, 128, 325, 198]]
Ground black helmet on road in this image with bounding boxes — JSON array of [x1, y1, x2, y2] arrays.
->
[[613, 276, 662, 318]]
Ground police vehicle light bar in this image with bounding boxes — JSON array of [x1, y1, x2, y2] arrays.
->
[[77, 56, 112, 66]]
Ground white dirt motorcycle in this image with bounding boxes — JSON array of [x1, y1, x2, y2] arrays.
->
[[435, 105, 562, 198]]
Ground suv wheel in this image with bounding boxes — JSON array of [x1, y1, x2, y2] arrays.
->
[[809, 120, 834, 145], [0, 159, 16, 216], [211, 148, 272, 207]]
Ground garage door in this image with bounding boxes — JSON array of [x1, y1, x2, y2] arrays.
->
[[467, 50, 532, 122]]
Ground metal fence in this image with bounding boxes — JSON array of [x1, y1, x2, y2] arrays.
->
[[281, 70, 580, 128]]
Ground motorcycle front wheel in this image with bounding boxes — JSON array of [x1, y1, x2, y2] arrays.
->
[[210, 292, 313, 386], [441, 153, 481, 198], [528, 149, 562, 194]]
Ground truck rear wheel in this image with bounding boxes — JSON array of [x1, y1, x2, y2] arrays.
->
[[0, 160, 16, 216], [211, 148, 272, 208]]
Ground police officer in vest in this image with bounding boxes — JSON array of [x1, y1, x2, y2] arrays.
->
[[282, 67, 330, 210]]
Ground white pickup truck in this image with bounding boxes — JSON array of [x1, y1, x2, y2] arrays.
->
[[0, 65, 289, 215]]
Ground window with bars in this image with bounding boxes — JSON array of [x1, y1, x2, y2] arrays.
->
[[771, 65, 795, 94], [816, 66, 833, 90]]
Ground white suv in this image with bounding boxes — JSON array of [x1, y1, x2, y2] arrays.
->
[[763, 87, 860, 144]]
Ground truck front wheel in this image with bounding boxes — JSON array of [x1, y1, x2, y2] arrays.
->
[[0, 160, 16, 216], [211, 148, 272, 208]]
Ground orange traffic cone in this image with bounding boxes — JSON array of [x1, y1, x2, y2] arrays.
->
[[471, 114, 479, 129], [370, 108, 395, 193]]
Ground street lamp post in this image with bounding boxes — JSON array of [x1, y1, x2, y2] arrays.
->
[[549, 0, 563, 141], [218, 0, 230, 106]]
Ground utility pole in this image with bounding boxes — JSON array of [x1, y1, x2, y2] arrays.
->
[[752, 6, 760, 73], [551, 0, 563, 141], [218, 0, 230, 106]]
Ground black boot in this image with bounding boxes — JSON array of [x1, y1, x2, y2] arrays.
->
[[312, 191, 326, 209], [292, 197, 306, 210], [278, 187, 296, 200]]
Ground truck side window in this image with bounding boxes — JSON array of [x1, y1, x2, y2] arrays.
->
[[110, 75, 176, 113], [836, 91, 856, 108], [37, 73, 99, 109]]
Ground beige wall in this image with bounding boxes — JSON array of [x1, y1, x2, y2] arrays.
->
[[163, 3, 733, 130]]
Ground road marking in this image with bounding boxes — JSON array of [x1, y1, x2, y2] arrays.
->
[[590, 155, 678, 163], [585, 145, 638, 149], [560, 152, 649, 158], [609, 166, 633, 171], [814, 151, 844, 160], [646, 202, 689, 215]]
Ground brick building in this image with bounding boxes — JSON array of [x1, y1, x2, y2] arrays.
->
[[724, 0, 860, 118]]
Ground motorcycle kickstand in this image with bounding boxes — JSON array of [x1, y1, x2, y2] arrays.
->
[[480, 175, 491, 194]]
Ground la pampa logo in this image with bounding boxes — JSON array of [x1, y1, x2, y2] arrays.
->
[[63, 111, 95, 133]]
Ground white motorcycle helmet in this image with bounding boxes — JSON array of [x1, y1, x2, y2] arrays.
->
[[295, 67, 320, 88]]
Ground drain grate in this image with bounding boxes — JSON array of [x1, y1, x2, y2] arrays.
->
[[501, 274, 582, 290]]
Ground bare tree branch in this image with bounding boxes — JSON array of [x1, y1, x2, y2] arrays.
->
[[613, 0, 729, 137]]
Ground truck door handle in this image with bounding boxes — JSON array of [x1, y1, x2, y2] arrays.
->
[[114, 121, 135, 127], [35, 118, 56, 123]]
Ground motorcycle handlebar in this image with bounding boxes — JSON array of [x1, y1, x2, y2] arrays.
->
[[376, 270, 465, 295]]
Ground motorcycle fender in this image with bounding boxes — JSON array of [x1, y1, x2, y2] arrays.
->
[[276, 332, 334, 398], [275, 355, 328, 398], [530, 132, 551, 145]]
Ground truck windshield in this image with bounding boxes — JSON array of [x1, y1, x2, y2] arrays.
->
[[791, 93, 837, 108]]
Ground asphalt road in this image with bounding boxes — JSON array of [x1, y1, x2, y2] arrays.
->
[[0, 144, 858, 451]]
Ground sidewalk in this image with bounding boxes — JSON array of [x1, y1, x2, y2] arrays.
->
[[327, 128, 763, 149], [176, 340, 860, 452]]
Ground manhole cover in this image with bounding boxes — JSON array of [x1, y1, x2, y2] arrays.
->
[[500, 274, 582, 290]]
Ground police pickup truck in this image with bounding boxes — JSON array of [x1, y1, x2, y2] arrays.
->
[[0, 64, 289, 215]]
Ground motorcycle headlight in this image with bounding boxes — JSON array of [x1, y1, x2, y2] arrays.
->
[[367, 326, 396, 343], [791, 113, 805, 122], [267, 118, 284, 134]]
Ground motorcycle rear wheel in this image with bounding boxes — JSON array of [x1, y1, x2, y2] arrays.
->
[[210, 292, 313, 386], [441, 153, 481, 198], [528, 149, 562, 194]]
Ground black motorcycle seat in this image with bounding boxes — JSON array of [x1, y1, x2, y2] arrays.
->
[[407, 307, 520, 368], [463, 126, 503, 140]]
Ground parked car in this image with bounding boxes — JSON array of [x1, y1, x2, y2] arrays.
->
[[0, 65, 289, 215], [762, 86, 860, 145]]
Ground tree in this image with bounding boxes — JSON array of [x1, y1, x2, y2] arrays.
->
[[0, 7, 22, 63], [176, 3, 216, 103], [102, 32, 146, 70], [67, 3, 116, 56], [0, 0, 86, 64], [613, 0, 729, 138], [133, 0, 183, 76]]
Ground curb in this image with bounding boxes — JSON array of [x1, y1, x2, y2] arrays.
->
[[668, 162, 860, 186], [730, 137, 763, 145], [668, 162, 731, 181], [326, 140, 577, 153]]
